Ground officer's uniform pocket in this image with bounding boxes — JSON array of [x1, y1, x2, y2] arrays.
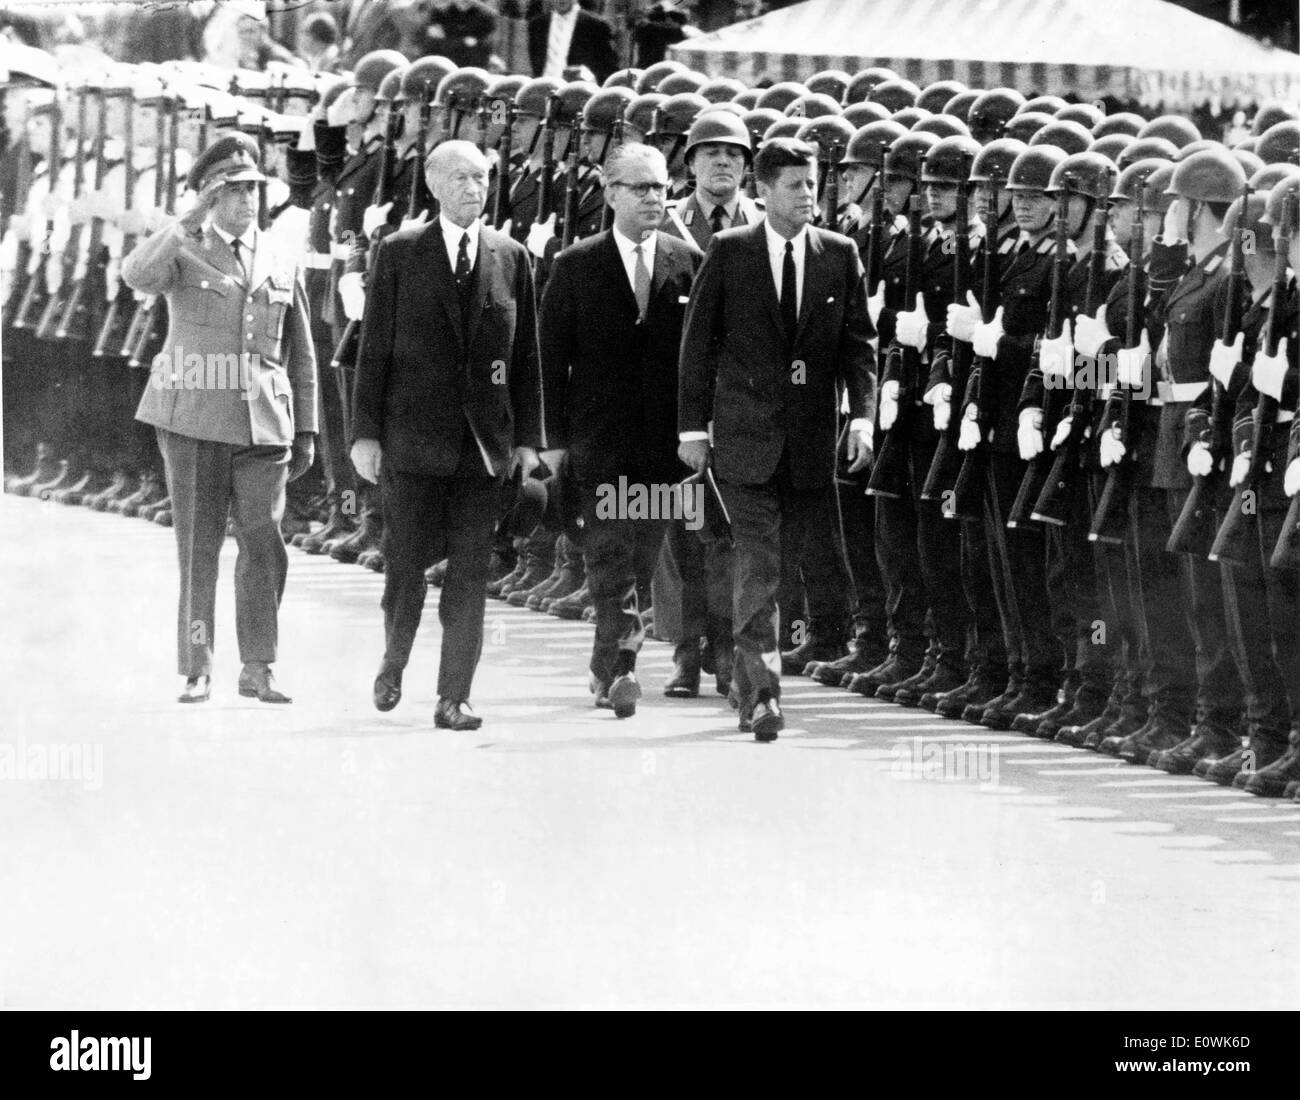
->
[[263, 276, 294, 339], [270, 369, 294, 433], [182, 274, 231, 327]]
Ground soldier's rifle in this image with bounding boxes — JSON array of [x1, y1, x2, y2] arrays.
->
[[34, 84, 88, 340], [93, 87, 139, 357], [126, 95, 181, 367], [2, 102, 34, 325], [492, 97, 516, 229], [11, 87, 60, 330]]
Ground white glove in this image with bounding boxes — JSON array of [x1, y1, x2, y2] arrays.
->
[[0, 229, 18, 277], [972, 306, 1005, 359], [118, 207, 150, 238], [350, 438, 382, 483], [338, 270, 366, 322], [1039, 319, 1074, 382], [925, 382, 953, 432], [1116, 331, 1151, 390], [1186, 441, 1213, 478], [867, 283, 884, 326], [1229, 452, 1251, 488], [362, 201, 393, 239], [1017, 406, 1043, 461], [399, 209, 431, 234], [68, 193, 92, 225], [1285, 457, 1300, 498], [894, 292, 928, 351], [103, 257, 121, 302], [878, 379, 899, 431], [326, 87, 357, 128], [1209, 332, 1244, 389], [8, 212, 29, 241], [1073, 305, 1112, 358], [1099, 426, 1126, 468], [41, 193, 61, 220], [526, 212, 556, 259], [946, 289, 981, 343], [957, 403, 980, 451], [1252, 338, 1289, 402], [44, 252, 62, 294], [1050, 414, 1074, 451]]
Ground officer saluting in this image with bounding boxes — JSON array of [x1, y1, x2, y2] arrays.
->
[[124, 132, 318, 705]]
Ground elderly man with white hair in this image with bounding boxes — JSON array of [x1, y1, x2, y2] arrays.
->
[[349, 140, 546, 730]]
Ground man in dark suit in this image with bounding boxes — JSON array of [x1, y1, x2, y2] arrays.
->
[[350, 140, 545, 731], [529, 0, 618, 84], [539, 143, 703, 718], [679, 137, 877, 741]]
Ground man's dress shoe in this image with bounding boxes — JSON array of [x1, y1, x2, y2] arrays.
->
[[373, 667, 402, 712], [752, 698, 783, 742], [238, 662, 292, 704], [435, 698, 482, 730], [608, 672, 640, 719], [178, 675, 211, 704]]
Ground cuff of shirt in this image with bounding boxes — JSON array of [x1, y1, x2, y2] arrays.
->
[[848, 418, 871, 433], [678, 431, 709, 442]]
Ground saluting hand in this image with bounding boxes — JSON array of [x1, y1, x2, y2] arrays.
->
[[179, 178, 224, 234]]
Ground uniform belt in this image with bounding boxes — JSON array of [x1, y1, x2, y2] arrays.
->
[[305, 252, 332, 270], [1153, 380, 1207, 404], [329, 241, 351, 261]]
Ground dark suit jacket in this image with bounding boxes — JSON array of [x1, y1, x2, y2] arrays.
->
[[351, 221, 545, 477], [540, 230, 703, 486], [528, 9, 618, 82], [679, 222, 877, 491]]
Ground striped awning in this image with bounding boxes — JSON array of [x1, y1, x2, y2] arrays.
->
[[669, 0, 1300, 111]]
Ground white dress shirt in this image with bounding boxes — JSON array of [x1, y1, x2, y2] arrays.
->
[[440, 212, 480, 271], [612, 225, 656, 294], [543, 5, 579, 79], [211, 223, 258, 281]]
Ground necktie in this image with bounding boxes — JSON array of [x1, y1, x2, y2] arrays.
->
[[709, 205, 726, 236], [780, 240, 797, 344], [455, 231, 471, 306], [230, 238, 247, 283], [633, 242, 651, 321]]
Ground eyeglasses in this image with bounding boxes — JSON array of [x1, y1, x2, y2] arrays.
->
[[611, 180, 668, 197]]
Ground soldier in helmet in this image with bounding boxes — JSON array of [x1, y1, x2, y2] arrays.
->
[[1011, 150, 1128, 739], [945, 143, 1069, 730], [647, 91, 708, 202]]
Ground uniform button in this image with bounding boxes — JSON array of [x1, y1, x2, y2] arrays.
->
[[200, 279, 209, 288], [247, 314, 254, 321], [247, 333, 254, 340]]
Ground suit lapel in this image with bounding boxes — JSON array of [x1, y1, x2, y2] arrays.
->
[[464, 228, 495, 351], [602, 230, 639, 318], [795, 228, 830, 346], [747, 222, 783, 336], [649, 229, 673, 306]]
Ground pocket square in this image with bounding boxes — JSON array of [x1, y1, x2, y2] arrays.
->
[[678, 295, 690, 303], [827, 295, 835, 303]]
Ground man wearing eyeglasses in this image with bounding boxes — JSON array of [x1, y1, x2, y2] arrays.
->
[[539, 143, 703, 718], [679, 136, 877, 741]]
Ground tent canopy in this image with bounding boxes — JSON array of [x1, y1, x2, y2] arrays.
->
[[669, 0, 1300, 110]]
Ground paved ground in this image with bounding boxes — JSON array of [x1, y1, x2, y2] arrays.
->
[[2, 492, 1299, 1009]]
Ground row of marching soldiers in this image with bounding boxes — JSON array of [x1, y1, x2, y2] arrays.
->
[[4, 51, 1300, 797]]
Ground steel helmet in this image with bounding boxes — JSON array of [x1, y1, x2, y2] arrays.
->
[[869, 77, 921, 113], [353, 49, 408, 92], [917, 79, 967, 115], [549, 80, 598, 126], [684, 107, 753, 160], [884, 130, 940, 182], [970, 137, 1029, 187], [1109, 157, 1174, 203], [656, 70, 708, 97], [890, 107, 930, 130], [1137, 114, 1201, 149], [1233, 148, 1265, 178], [1005, 144, 1069, 192], [943, 90, 980, 124], [755, 81, 809, 113], [842, 101, 891, 128], [698, 76, 747, 104], [1046, 150, 1119, 199], [1088, 133, 1133, 164], [844, 66, 899, 105], [1233, 136, 1260, 154], [1250, 162, 1300, 196], [514, 76, 562, 119], [1252, 101, 1300, 137], [435, 66, 493, 112], [402, 56, 457, 103], [1017, 94, 1069, 116], [921, 133, 981, 184], [805, 69, 852, 103], [1003, 111, 1055, 145], [1257, 120, 1300, 166], [1261, 172, 1300, 234], [796, 114, 855, 158], [1056, 102, 1105, 129], [1092, 112, 1146, 138], [635, 59, 685, 95], [912, 114, 969, 140], [1221, 189, 1270, 242], [968, 88, 1027, 143], [785, 92, 842, 120], [1166, 147, 1248, 203], [741, 107, 785, 149], [1029, 120, 1093, 156], [649, 91, 709, 138], [623, 91, 667, 139], [732, 89, 761, 111], [1142, 163, 1176, 214], [762, 117, 805, 143], [1173, 138, 1219, 161], [1116, 136, 1178, 169], [603, 67, 641, 90], [581, 85, 634, 134], [375, 64, 409, 105], [841, 119, 908, 167]]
